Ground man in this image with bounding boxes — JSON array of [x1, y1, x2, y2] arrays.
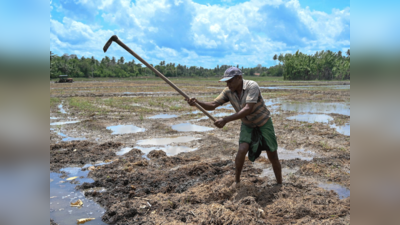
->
[[186, 67, 282, 189]]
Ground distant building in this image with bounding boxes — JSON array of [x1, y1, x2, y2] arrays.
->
[[254, 73, 260, 76]]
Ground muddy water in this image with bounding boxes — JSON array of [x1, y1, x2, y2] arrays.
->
[[62, 137, 87, 142], [106, 124, 146, 134], [281, 102, 350, 116], [261, 148, 316, 161], [58, 102, 67, 114], [136, 136, 200, 145], [128, 136, 200, 156], [116, 147, 134, 156], [136, 145, 198, 156], [187, 110, 214, 115], [196, 112, 231, 121], [218, 104, 234, 110], [213, 112, 231, 117], [117, 145, 198, 157], [260, 85, 350, 90], [50, 167, 107, 225], [318, 182, 350, 199], [57, 132, 87, 142], [259, 167, 299, 179], [148, 114, 178, 119], [50, 121, 80, 126], [172, 123, 214, 132], [330, 123, 350, 136], [287, 114, 334, 123]]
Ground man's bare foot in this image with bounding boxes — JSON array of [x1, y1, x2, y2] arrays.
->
[[229, 182, 241, 191]]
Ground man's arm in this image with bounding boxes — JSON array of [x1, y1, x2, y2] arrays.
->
[[214, 103, 255, 128], [186, 98, 219, 111], [224, 103, 255, 122]]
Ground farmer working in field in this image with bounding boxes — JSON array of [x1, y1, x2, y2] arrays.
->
[[186, 67, 282, 189]]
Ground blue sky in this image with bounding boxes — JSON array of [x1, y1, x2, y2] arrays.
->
[[50, 0, 350, 68]]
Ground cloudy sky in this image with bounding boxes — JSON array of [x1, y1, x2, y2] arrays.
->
[[50, 0, 350, 68]]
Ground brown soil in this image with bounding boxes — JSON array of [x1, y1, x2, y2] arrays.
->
[[76, 149, 349, 224], [50, 141, 122, 172], [50, 79, 350, 224]]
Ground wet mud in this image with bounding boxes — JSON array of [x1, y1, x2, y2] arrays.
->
[[75, 149, 349, 224], [50, 79, 350, 224], [50, 141, 122, 172]]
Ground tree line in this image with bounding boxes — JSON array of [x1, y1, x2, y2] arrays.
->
[[273, 49, 350, 80], [50, 49, 349, 80]]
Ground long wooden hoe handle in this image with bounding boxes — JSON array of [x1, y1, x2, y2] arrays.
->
[[103, 35, 216, 122]]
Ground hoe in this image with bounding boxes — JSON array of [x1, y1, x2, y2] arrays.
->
[[103, 35, 216, 122]]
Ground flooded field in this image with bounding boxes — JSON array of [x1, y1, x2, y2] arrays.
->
[[50, 78, 350, 224]]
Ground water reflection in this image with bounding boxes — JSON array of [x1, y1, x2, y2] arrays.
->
[[58, 102, 67, 114], [50, 167, 107, 225], [133, 145, 198, 156], [260, 85, 350, 90], [148, 114, 178, 119], [51, 121, 80, 126], [287, 114, 334, 123], [281, 102, 350, 116], [137, 136, 200, 145], [330, 123, 350, 136], [172, 123, 214, 132], [318, 182, 350, 199], [106, 125, 145, 134]]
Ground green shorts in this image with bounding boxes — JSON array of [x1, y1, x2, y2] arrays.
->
[[239, 118, 278, 154]]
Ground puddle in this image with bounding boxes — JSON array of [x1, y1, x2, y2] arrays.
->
[[118, 136, 201, 156], [148, 114, 178, 119], [260, 85, 350, 90], [287, 114, 334, 123], [82, 161, 113, 169], [218, 104, 234, 110], [116, 147, 134, 156], [106, 125, 145, 134], [124, 92, 166, 94], [171, 123, 214, 132], [83, 187, 107, 193], [62, 137, 87, 142], [58, 132, 67, 137], [213, 112, 231, 117], [134, 145, 198, 156], [50, 121, 80, 126], [58, 102, 67, 114], [330, 123, 350, 136], [50, 167, 107, 225], [281, 102, 350, 116], [259, 167, 299, 178], [136, 136, 200, 145], [196, 113, 231, 121], [57, 132, 87, 142], [318, 182, 350, 199], [260, 148, 316, 161], [187, 110, 214, 115], [263, 98, 282, 106]]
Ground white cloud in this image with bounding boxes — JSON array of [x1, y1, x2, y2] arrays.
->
[[50, 0, 350, 68]]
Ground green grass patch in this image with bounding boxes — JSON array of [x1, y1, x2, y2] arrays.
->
[[68, 97, 108, 115], [50, 97, 61, 109]]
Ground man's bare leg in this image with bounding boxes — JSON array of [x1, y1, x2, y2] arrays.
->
[[266, 150, 282, 184], [235, 143, 249, 183]]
